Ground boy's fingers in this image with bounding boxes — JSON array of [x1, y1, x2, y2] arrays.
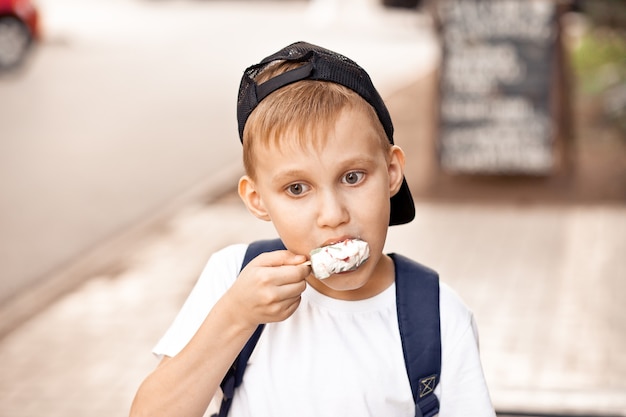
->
[[282, 262, 311, 278], [247, 263, 309, 289], [243, 251, 311, 286], [282, 296, 302, 316], [276, 278, 307, 298], [251, 250, 307, 267]]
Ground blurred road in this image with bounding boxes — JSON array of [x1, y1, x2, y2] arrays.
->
[[0, 0, 438, 305]]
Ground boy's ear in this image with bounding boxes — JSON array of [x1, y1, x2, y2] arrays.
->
[[388, 146, 406, 197], [238, 175, 271, 221]]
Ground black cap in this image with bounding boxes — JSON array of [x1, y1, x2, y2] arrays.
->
[[237, 41, 415, 226]]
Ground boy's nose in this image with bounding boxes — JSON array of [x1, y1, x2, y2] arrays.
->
[[316, 189, 349, 228]]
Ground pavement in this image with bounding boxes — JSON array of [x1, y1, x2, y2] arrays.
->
[[1, 3, 626, 417], [1, 195, 624, 417]]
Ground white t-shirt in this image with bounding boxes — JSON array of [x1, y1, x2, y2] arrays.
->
[[153, 244, 495, 417]]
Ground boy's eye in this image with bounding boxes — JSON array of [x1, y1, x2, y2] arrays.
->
[[343, 171, 365, 185], [286, 183, 309, 196]]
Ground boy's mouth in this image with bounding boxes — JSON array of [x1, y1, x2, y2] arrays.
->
[[308, 238, 370, 280], [320, 236, 353, 247]]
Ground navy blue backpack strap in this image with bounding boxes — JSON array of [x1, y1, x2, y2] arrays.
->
[[216, 239, 285, 417], [392, 253, 441, 417]]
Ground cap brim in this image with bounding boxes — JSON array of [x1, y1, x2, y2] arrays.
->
[[389, 177, 415, 226]]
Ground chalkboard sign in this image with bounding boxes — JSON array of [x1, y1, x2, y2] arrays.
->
[[436, 0, 558, 174]]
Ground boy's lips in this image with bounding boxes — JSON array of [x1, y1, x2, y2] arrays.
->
[[320, 236, 356, 248]]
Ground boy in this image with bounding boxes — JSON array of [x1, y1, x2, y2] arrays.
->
[[130, 41, 495, 417]]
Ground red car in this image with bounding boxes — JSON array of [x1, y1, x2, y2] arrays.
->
[[0, 0, 40, 70]]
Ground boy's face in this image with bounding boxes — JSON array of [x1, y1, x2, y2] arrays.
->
[[239, 106, 406, 299]]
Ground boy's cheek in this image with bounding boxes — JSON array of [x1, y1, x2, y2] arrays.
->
[[270, 213, 316, 250]]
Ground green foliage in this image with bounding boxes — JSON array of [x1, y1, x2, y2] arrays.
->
[[570, 1, 626, 136], [571, 28, 626, 94]]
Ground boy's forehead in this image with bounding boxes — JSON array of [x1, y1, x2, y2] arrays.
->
[[252, 106, 386, 160]]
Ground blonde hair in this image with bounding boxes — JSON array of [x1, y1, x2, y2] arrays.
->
[[242, 61, 390, 178]]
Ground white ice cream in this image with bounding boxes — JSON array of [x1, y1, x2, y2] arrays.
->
[[309, 239, 370, 279]]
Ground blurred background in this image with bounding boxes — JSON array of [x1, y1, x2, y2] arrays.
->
[[0, 0, 624, 416]]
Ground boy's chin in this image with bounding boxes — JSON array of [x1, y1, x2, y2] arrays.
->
[[311, 271, 369, 292]]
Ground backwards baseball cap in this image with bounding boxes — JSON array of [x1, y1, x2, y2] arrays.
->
[[236, 41, 415, 226]]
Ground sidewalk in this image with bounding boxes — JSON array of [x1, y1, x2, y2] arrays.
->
[[0, 195, 624, 417]]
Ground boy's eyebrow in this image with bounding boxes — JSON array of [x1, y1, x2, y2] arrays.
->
[[270, 168, 310, 186], [335, 155, 379, 169]]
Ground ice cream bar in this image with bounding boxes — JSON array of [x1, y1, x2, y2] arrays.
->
[[309, 239, 370, 279]]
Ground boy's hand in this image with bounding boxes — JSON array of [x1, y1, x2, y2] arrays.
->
[[226, 250, 309, 328]]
